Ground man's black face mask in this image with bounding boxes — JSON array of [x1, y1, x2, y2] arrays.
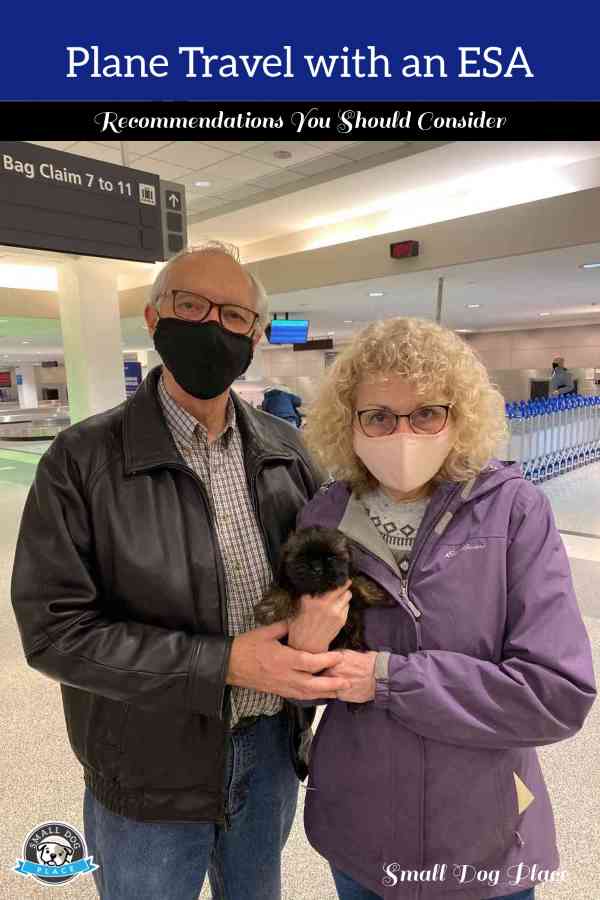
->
[[153, 316, 254, 400]]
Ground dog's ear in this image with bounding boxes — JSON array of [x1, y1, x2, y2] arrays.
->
[[326, 528, 352, 562]]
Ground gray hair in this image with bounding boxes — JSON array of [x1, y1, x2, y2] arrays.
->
[[147, 240, 270, 330]]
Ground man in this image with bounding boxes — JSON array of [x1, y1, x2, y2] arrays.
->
[[549, 356, 576, 396], [11, 242, 352, 900]]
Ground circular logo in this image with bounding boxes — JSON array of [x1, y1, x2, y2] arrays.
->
[[14, 821, 98, 886]]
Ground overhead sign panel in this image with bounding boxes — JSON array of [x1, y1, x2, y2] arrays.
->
[[0, 141, 166, 263], [159, 180, 188, 258]]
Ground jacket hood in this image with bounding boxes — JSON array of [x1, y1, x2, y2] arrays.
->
[[264, 384, 294, 395], [456, 458, 524, 502], [302, 459, 524, 540]]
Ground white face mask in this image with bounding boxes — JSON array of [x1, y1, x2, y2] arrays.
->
[[353, 427, 454, 494]]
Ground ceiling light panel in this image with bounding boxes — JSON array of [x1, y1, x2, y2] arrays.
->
[[68, 142, 124, 165], [148, 142, 232, 168], [124, 141, 175, 155], [199, 156, 283, 181], [131, 157, 193, 180]]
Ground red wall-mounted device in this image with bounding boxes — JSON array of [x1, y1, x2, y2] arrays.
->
[[390, 240, 419, 259]]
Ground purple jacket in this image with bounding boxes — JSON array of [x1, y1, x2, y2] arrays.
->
[[296, 461, 596, 900]]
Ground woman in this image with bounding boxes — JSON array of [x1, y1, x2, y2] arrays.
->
[[287, 318, 596, 900]]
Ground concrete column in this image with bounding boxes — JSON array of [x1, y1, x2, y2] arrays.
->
[[57, 258, 126, 425], [16, 364, 38, 409]]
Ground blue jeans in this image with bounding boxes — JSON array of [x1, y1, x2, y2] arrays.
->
[[83, 709, 298, 899], [331, 866, 535, 900]]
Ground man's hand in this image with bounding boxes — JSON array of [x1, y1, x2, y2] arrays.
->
[[322, 649, 378, 703], [227, 620, 352, 700], [287, 579, 352, 653]]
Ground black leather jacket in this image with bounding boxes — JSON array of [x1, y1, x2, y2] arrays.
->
[[11, 366, 322, 824]]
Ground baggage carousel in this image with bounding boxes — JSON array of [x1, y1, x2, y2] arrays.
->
[[0, 406, 70, 440]]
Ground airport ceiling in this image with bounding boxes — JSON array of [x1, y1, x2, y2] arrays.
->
[[2, 140, 600, 365], [28, 139, 447, 226], [25, 140, 600, 251]]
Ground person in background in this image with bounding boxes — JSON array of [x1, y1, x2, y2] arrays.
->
[[549, 356, 576, 396], [262, 383, 303, 427]]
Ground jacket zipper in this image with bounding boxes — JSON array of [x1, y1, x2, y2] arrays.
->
[[346, 485, 460, 633], [403, 483, 463, 646], [400, 581, 422, 621], [348, 484, 461, 893], [249, 458, 274, 569], [177, 464, 234, 832], [133, 460, 234, 830], [209, 452, 292, 830], [347, 541, 420, 624], [401, 482, 461, 896], [227, 453, 284, 829]]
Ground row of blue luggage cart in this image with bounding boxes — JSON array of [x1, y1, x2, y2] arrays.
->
[[504, 395, 600, 483]]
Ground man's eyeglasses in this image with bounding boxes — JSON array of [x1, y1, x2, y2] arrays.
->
[[355, 405, 452, 438], [162, 290, 259, 336]]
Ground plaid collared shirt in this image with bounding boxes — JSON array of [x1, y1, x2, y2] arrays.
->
[[157, 372, 283, 727]]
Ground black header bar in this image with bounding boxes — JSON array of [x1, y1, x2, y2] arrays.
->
[[0, 102, 599, 140]]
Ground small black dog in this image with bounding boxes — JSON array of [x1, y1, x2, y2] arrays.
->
[[254, 526, 394, 653]]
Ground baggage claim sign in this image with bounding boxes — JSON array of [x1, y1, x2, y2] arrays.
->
[[0, 142, 187, 263]]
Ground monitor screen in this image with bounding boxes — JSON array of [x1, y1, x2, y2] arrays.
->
[[267, 319, 309, 344]]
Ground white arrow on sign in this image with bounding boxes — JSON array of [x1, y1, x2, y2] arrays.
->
[[168, 193, 181, 209]]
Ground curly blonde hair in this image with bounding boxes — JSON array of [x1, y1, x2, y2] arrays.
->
[[303, 317, 508, 495]]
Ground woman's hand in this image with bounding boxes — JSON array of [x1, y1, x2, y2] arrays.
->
[[287, 579, 352, 653], [323, 649, 378, 703]]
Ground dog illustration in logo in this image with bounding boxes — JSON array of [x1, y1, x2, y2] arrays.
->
[[37, 835, 74, 867]]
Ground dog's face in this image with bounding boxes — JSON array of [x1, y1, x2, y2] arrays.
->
[[281, 527, 352, 596], [38, 842, 72, 866]]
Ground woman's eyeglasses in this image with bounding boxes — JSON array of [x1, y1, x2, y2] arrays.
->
[[355, 405, 451, 438], [163, 290, 259, 336]]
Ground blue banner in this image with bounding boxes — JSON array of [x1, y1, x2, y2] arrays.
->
[[1, 1, 599, 101], [14, 857, 98, 878], [124, 361, 143, 394]]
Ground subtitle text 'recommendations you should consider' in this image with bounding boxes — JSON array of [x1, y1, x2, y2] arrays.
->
[[92, 108, 508, 135]]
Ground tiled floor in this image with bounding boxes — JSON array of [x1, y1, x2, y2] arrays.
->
[[0, 440, 52, 455], [1, 462, 599, 900], [541, 462, 600, 537]]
